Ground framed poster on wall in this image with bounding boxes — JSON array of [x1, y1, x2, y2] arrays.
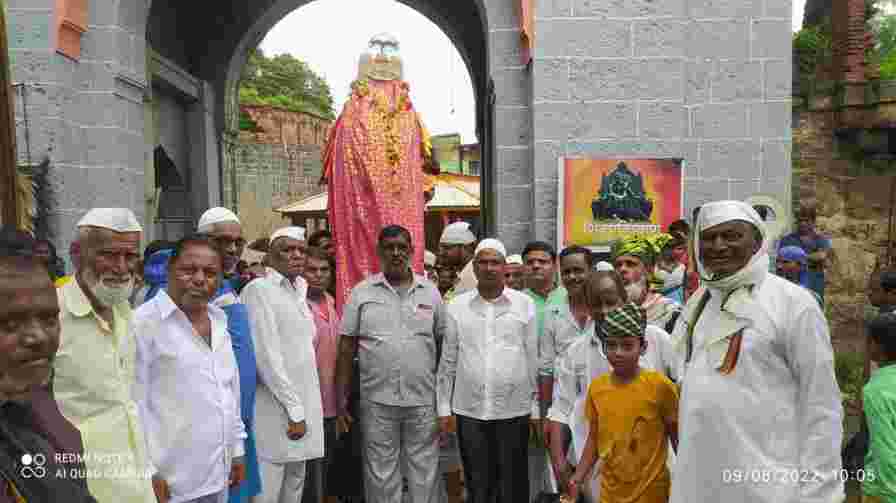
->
[[557, 158, 684, 253]]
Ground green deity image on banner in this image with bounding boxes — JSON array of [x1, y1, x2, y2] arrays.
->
[[591, 161, 654, 222]]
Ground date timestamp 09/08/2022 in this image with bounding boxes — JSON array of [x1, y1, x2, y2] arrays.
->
[[722, 468, 875, 485]]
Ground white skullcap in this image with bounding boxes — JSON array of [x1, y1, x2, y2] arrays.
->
[[475, 238, 507, 258], [440, 221, 476, 245], [197, 207, 240, 231], [595, 261, 614, 271], [506, 254, 523, 265], [269, 226, 306, 245], [424, 250, 437, 267], [77, 208, 142, 233]]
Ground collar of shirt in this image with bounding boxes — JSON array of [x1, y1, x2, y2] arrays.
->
[[62, 276, 127, 333], [524, 286, 568, 304], [266, 267, 309, 296], [369, 272, 427, 295], [154, 290, 228, 349], [872, 363, 896, 380], [466, 288, 514, 316]]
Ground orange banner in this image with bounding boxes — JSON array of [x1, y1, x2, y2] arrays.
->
[[558, 158, 683, 250]]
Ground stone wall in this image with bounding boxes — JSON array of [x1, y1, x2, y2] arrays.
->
[[793, 84, 896, 352], [531, 0, 792, 246], [227, 141, 324, 243]]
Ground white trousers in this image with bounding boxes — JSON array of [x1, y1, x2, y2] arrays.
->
[[254, 460, 307, 503]]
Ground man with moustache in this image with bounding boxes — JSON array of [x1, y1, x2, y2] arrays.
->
[[0, 229, 96, 503], [53, 209, 156, 503], [197, 207, 261, 503], [242, 227, 323, 503], [337, 225, 447, 503], [669, 201, 843, 503], [133, 235, 246, 503], [611, 235, 682, 333]]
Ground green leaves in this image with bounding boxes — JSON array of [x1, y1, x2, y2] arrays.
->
[[238, 48, 336, 124]]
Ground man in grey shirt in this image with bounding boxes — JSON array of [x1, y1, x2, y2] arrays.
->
[[336, 224, 448, 503]]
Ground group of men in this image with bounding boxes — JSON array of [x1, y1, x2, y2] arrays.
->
[[2, 199, 847, 503]]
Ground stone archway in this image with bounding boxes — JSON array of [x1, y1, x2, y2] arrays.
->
[[146, 0, 533, 245]]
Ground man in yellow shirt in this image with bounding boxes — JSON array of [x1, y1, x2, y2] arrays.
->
[[53, 209, 155, 503]]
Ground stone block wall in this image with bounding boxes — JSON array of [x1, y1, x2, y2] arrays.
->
[[793, 90, 896, 352], [8, 0, 150, 263], [226, 141, 323, 242], [531, 0, 792, 246]]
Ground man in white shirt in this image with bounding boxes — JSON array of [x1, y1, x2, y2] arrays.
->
[[133, 235, 246, 503], [437, 238, 539, 503], [669, 200, 844, 503], [241, 227, 324, 503]]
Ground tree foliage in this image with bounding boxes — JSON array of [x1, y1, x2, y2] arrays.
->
[[238, 48, 335, 122]]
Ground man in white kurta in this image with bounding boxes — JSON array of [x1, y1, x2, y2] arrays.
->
[[133, 236, 246, 503], [669, 200, 844, 503], [241, 227, 324, 503], [54, 208, 156, 503]]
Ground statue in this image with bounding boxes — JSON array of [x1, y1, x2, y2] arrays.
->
[[591, 161, 654, 222], [322, 34, 438, 311]]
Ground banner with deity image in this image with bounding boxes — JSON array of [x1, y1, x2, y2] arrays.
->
[[557, 158, 683, 251]]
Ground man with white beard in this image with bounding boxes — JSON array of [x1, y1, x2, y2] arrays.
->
[[611, 236, 682, 334], [54, 208, 156, 503], [669, 201, 844, 503]]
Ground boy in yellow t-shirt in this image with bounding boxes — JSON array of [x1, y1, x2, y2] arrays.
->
[[566, 303, 679, 503]]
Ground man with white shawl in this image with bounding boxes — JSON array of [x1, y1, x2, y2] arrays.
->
[[669, 200, 844, 503]]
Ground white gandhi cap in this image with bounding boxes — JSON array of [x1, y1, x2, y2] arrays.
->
[[197, 207, 240, 231], [475, 238, 507, 258], [269, 226, 306, 245], [77, 208, 142, 233]]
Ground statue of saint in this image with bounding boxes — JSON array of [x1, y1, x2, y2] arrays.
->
[[591, 161, 654, 222], [322, 34, 438, 311]]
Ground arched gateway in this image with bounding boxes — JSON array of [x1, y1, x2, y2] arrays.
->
[[8, 0, 790, 257]]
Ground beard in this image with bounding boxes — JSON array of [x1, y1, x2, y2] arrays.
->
[[83, 267, 134, 307], [625, 276, 648, 304]]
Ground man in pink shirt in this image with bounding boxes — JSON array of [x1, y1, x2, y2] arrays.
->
[[303, 247, 350, 503]]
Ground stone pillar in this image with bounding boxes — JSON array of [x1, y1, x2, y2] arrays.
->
[[484, 0, 534, 254], [832, 0, 867, 84]]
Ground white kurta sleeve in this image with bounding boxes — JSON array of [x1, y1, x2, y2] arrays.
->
[[228, 343, 247, 458], [540, 311, 558, 378], [785, 303, 845, 503], [546, 349, 576, 425], [436, 308, 459, 418], [524, 300, 540, 419], [131, 318, 158, 478], [242, 284, 306, 423]]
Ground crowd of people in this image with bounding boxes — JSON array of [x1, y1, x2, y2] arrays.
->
[[0, 198, 893, 503]]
